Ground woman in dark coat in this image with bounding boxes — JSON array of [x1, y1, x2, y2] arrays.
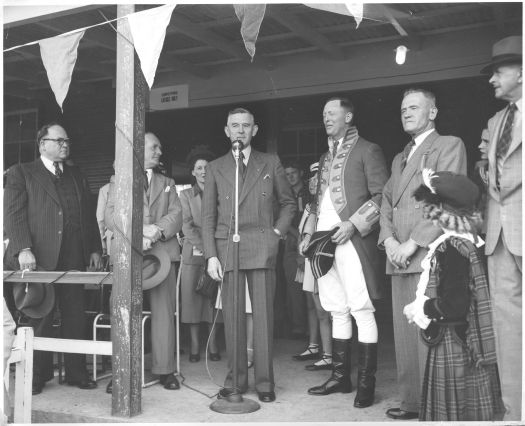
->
[[403, 169, 503, 421], [180, 148, 220, 362]]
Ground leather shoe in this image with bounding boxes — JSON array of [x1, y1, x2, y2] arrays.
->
[[106, 380, 112, 394], [385, 408, 418, 420], [292, 347, 320, 361], [68, 379, 97, 390], [305, 362, 332, 371], [189, 353, 200, 363], [32, 382, 44, 395], [257, 391, 276, 403], [209, 352, 221, 361], [160, 373, 180, 390]]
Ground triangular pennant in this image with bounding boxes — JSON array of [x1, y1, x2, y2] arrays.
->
[[127, 5, 176, 89], [306, 3, 364, 28], [234, 4, 266, 60], [39, 31, 85, 112]]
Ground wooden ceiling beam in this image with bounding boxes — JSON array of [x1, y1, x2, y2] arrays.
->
[[267, 6, 344, 60], [168, 14, 274, 70], [380, 5, 409, 37]]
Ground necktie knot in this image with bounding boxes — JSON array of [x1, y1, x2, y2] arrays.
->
[[238, 151, 246, 178], [401, 140, 416, 171], [53, 161, 62, 178]]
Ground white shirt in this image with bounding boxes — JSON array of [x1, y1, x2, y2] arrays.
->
[[146, 169, 153, 184], [40, 156, 63, 174], [407, 128, 435, 161]]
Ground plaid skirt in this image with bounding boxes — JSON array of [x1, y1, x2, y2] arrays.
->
[[420, 325, 503, 421]]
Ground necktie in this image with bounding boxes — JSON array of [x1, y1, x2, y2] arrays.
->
[[400, 140, 416, 171], [53, 161, 62, 178], [496, 103, 517, 160], [238, 152, 246, 179], [331, 140, 339, 161]]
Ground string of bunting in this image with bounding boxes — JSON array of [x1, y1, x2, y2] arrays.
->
[[3, 3, 364, 111]]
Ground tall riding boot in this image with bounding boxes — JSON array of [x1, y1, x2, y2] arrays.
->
[[308, 338, 352, 395], [353, 342, 377, 408]]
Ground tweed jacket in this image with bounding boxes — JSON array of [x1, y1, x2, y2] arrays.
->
[[303, 128, 389, 300], [485, 102, 522, 256], [202, 149, 296, 272], [180, 185, 205, 266], [378, 130, 467, 275], [4, 158, 101, 271], [105, 171, 182, 261]]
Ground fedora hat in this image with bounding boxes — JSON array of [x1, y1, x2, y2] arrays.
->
[[142, 244, 171, 290], [13, 280, 55, 319], [481, 35, 522, 74]]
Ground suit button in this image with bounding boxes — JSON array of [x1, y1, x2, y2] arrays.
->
[[260, 228, 264, 233], [415, 204, 420, 209], [58, 211, 62, 215], [393, 207, 398, 211], [58, 230, 62, 234]]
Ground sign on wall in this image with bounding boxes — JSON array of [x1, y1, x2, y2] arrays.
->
[[149, 84, 189, 110]]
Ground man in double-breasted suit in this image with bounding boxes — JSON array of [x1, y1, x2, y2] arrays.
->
[[202, 107, 296, 403], [105, 132, 182, 392], [299, 97, 388, 408], [481, 35, 522, 421], [4, 123, 102, 395], [379, 89, 467, 420]]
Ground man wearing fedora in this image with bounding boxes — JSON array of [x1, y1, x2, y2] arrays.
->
[[105, 132, 183, 392], [4, 122, 102, 395], [481, 35, 522, 421], [299, 97, 388, 408]]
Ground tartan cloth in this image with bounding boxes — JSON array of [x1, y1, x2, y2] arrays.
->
[[420, 237, 502, 420], [420, 326, 503, 421]]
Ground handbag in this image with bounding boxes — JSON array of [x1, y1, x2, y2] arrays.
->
[[195, 271, 218, 300]]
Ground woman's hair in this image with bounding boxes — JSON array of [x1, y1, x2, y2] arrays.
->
[[186, 146, 215, 179], [423, 203, 483, 235]]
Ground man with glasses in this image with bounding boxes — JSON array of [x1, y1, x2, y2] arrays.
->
[[4, 122, 102, 395]]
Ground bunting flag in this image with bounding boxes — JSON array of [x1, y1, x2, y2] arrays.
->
[[234, 4, 266, 60], [306, 3, 364, 28], [127, 4, 176, 89], [39, 31, 85, 111]]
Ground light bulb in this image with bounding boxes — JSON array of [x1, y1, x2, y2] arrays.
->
[[395, 45, 408, 65]]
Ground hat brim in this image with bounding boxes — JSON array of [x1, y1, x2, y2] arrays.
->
[[480, 54, 522, 74], [142, 244, 171, 290], [13, 282, 55, 319]]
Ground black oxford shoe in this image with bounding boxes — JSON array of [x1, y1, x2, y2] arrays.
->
[[160, 373, 180, 390], [68, 379, 97, 390], [257, 391, 276, 402], [385, 408, 419, 420]]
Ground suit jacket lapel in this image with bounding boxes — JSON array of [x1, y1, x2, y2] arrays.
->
[[239, 150, 265, 204], [148, 172, 163, 207], [215, 153, 236, 190], [393, 131, 439, 206], [28, 159, 61, 205]]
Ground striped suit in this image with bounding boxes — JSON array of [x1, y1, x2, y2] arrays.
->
[[379, 130, 467, 412], [4, 158, 101, 384], [202, 149, 296, 393], [485, 100, 522, 420]]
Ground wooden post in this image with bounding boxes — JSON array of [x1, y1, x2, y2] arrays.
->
[[111, 4, 147, 417]]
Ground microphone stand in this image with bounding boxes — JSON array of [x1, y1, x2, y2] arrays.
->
[[210, 142, 260, 414]]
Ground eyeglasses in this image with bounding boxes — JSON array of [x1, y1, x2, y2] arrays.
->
[[41, 138, 71, 147]]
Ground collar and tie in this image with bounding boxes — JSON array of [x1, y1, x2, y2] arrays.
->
[[53, 161, 63, 178], [331, 139, 339, 160], [496, 103, 517, 160], [238, 151, 246, 179], [400, 139, 416, 171]]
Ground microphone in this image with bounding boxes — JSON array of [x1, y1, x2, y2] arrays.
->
[[232, 140, 243, 159]]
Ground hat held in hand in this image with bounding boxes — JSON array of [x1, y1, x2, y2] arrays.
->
[[13, 280, 55, 319], [303, 227, 339, 280], [142, 243, 171, 290]]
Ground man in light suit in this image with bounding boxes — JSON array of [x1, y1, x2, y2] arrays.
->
[[105, 132, 182, 392], [202, 107, 296, 403], [4, 122, 102, 395], [299, 97, 388, 408], [481, 35, 522, 421], [379, 89, 467, 420]]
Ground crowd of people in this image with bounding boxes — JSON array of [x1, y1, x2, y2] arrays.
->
[[3, 35, 521, 421]]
